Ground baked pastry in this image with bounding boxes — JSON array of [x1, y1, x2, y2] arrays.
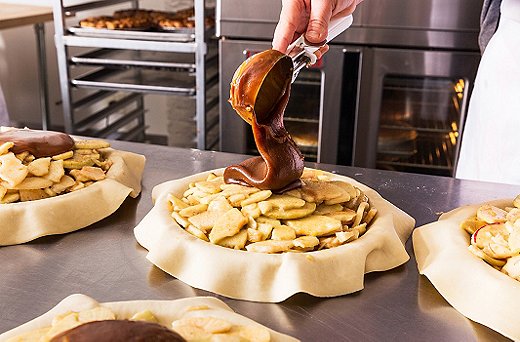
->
[[79, 15, 151, 29], [134, 168, 414, 302], [78, 7, 212, 30], [0, 127, 145, 245], [78, 16, 114, 29], [157, 18, 195, 29], [156, 8, 197, 29]]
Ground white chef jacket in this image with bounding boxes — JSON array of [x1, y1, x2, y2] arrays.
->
[[456, 0, 520, 185]]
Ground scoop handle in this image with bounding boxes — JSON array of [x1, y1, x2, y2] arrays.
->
[[287, 13, 353, 64], [326, 13, 354, 43]]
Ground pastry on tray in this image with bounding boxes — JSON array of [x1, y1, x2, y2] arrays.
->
[[134, 167, 415, 302], [79, 15, 152, 30], [0, 294, 297, 342], [79, 7, 212, 31], [157, 17, 195, 29], [0, 127, 145, 245], [413, 195, 520, 341]]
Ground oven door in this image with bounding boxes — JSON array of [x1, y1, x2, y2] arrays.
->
[[353, 48, 480, 176], [220, 39, 360, 164]]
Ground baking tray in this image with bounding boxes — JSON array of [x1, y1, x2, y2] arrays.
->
[[68, 26, 195, 42]]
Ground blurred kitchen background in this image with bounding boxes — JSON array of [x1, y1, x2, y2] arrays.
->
[[0, 0, 483, 177]]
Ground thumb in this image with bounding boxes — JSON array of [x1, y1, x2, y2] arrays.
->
[[305, 1, 333, 44]]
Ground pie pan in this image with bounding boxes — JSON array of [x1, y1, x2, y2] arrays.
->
[[134, 168, 415, 302]]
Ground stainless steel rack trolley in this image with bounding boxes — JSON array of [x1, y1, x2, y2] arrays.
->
[[53, 0, 218, 149]]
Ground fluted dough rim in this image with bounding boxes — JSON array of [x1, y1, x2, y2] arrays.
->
[[0, 148, 145, 246], [0, 294, 298, 342], [413, 199, 520, 341], [135, 168, 415, 303]]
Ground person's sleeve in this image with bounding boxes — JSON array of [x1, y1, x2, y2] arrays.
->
[[479, 0, 502, 53]]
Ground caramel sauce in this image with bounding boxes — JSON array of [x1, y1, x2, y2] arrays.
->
[[224, 50, 304, 191], [50, 320, 185, 342], [0, 129, 75, 158]]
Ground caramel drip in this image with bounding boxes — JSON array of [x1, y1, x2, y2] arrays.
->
[[224, 50, 304, 191], [0, 129, 75, 158]]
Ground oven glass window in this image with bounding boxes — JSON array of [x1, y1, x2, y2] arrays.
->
[[246, 68, 322, 162], [376, 76, 466, 176]]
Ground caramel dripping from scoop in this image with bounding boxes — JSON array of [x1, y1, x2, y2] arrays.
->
[[224, 50, 304, 191], [0, 129, 75, 158]]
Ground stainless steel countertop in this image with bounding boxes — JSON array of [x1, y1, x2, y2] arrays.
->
[[1, 141, 519, 341]]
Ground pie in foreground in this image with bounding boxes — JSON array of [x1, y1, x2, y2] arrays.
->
[[0, 294, 297, 342]]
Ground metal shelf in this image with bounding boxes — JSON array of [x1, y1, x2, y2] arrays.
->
[[377, 160, 452, 171], [68, 26, 196, 42], [62, 0, 135, 15], [62, 35, 198, 53], [96, 107, 144, 138], [284, 117, 319, 124], [379, 124, 455, 134], [72, 90, 113, 110], [71, 46, 218, 72], [377, 135, 456, 175], [53, 0, 217, 148], [248, 147, 318, 163], [72, 68, 198, 95], [72, 49, 197, 71], [74, 92, 141, 131]]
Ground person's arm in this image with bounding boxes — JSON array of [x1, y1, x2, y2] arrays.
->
[[272, 0, 363, 54]]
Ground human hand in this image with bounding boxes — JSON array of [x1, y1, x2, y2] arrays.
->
[[272, 0, 362, 57]]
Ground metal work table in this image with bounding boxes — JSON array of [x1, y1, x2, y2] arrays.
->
[[1, 141, 519, 341], [0, 3, 53, 130]]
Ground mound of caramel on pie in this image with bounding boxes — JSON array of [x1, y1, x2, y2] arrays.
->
[[0, 129, 74, 158], [50, 320, 185, 342], [224, 50, 304, 191]]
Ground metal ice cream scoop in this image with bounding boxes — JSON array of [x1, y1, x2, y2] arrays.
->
[[286, 13, 354, 82], [230, 14, 353, 123]]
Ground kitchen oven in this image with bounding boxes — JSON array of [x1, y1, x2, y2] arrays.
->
[[355, 48, 480, 176], [217, 0, 482, 176]]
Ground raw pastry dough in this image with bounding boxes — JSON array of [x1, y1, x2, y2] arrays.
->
[[0, 294, 297, 342], [0, 148, 145, 245], [413, 199, 520, 341], [134, 168, 415, 302]]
